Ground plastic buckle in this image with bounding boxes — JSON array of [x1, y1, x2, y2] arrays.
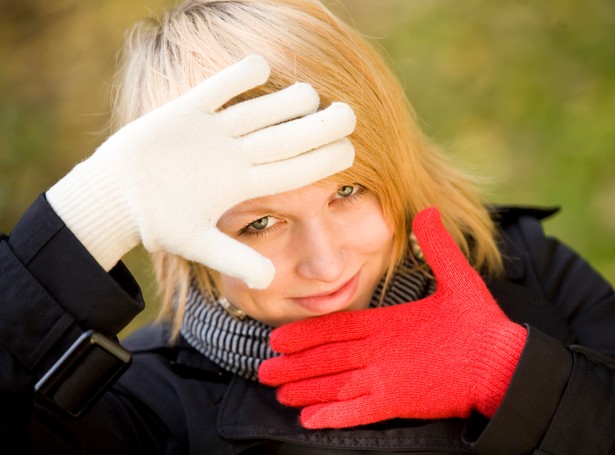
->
[[34, 330, 132, 418]]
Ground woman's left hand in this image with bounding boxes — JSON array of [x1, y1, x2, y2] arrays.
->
[[259, 207, 527, 429]]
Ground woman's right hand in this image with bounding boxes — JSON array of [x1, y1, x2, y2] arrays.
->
[[46, 55, 356, 289]]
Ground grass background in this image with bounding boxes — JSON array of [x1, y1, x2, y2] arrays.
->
[[1, 0, 613, 336]]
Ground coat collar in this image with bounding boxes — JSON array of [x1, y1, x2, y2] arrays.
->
[[490, 204, 559, 282]]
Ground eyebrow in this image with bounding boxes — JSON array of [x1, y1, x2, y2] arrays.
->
[[222, 181, 339, 222], [223, 196, 283, 219], [225, 207, 272, 220]]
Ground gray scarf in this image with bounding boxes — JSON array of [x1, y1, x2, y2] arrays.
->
[[181, 260, 433, 381]]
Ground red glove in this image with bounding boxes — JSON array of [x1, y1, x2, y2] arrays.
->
[[258, 207, 527, 429]]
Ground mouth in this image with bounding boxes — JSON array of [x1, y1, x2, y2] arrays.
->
[[291, 273, 360, 315]]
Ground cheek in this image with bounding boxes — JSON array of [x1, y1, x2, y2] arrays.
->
[[349, 205, 395, 255]]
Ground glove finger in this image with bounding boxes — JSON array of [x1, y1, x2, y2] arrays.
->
[[180, 227, 275, 289], [259, 338, 370, 386], [185, 55, 270, 113], [242, 102, 356, 164], [411, 207, 483, 291], [269, 309, 372, 354], [300, 396, 381, 429], [276, 369, 368, 407], [220, 83, 320, 137], [247, 139, 354, 199]]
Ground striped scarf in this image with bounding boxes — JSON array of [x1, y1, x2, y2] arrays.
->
[[181, 260, 433, 381]]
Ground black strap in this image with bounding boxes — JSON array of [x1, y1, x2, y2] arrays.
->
[[34, 330, 131, 418]]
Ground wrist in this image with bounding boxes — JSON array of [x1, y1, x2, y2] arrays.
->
[[46, 155, 139, 271]]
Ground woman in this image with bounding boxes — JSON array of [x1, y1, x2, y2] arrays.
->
[[1, 0, 614, 453]]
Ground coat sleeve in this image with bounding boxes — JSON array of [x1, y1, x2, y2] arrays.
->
[[474, 215, 615, 454], [0, 194, 159, 452]]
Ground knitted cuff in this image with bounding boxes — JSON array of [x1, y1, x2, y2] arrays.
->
[[46, 156, 139, 271], [474, 322, 528, 418]]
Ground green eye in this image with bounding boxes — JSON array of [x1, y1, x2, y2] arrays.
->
[[249, 217, 270, 230], [239, 215, 281, 237], [337, 185, 355, 198]]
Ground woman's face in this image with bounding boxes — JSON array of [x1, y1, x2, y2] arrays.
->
[[217, 181, 395, 327]]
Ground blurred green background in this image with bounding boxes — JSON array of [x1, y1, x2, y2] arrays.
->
[[1, 0, 614, 336]]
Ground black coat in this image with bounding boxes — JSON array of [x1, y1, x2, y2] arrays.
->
[[1, 195, 615, 454]]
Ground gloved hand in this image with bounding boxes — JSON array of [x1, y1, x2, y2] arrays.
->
[[46, 55, 355, 288], [259, 207, 527, 428]]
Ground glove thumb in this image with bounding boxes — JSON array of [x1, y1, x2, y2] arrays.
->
[[411, 207, 482, 291], [183, 227, 275, 289]]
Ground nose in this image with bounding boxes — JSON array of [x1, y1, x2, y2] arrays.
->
[[295, 219, 346, 283]]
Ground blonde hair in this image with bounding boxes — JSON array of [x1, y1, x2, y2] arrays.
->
[[112, 0, 503, 338]]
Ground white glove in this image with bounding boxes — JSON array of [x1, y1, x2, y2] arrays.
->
[[46, 55, 356, 288]]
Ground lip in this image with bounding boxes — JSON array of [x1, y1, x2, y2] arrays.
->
[[291, 273, 360, 315]]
